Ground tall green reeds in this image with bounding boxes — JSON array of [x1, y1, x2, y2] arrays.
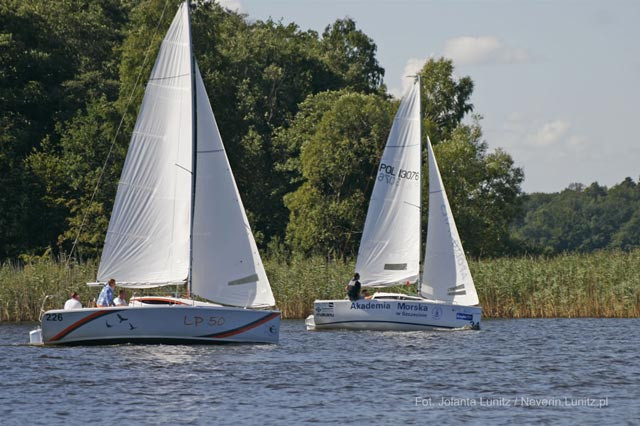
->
[[1, 250, 639, 321], [0, 259, 97, 322], [473, 250, 640, 318]]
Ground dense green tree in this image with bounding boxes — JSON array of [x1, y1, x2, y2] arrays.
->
[[20, 0, 386, 257], [192, 9, 327, 243], [419, 58, 474, 144], [318, 18, 385, 93], [431, 119, 524, 257], [27, 97, 124, 257], [29, 0, 204, 257], [1, 0, 128, 259], [282, 91, 395, 257], [512, 177, 640, 254], [0, 1, 535, 262], [279, 61, 523, 258], [194, 12, 384, 244], [611, 210, 640, 250]]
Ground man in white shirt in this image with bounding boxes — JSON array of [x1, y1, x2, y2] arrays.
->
[[64, 292, 82, 309], [113, 290, 128, 306]]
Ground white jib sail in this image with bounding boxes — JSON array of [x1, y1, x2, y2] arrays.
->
[[97, 3, 192, 287], [354, 80, 422, 287], [420, 137, 479, 305], [191, 65, 276, 307]]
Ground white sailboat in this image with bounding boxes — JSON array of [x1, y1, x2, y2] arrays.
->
[[306, 79, 482, 331], [32, 2, 280, 345]]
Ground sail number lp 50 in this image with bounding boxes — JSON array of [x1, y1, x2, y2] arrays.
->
[[183, 315, 225, 327]]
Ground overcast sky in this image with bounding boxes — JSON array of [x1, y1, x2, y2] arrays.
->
[[219, 0, 639, 193]]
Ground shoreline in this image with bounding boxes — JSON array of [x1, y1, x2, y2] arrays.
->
[[3, 315, 640, 325]]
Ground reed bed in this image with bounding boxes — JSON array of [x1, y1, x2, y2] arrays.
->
[[0, 259, 97, 322], [1, 250, 639, 321], [473, 250, 640, 318]]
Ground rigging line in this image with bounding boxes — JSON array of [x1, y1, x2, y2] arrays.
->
[[67, 0, 172, 266]]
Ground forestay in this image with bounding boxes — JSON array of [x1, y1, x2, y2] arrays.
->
[[97, 3, 192, 287], [420, 137, 479, 305], [355, 81, 422, 287], [191, 65, 275, 307]]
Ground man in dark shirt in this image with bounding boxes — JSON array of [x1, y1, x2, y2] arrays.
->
[[346, 273, 361, 301]]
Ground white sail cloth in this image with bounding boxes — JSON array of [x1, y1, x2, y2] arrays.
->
[[97, 3, 192, 286], [191, 65, 275, 307], [420, 137, 479, 305], [97, 3, 275, 307], [355, 81, 422, 287]]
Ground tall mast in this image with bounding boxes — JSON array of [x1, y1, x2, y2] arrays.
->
[[417, 75, 423, 296], [187, 0, 197, 297]]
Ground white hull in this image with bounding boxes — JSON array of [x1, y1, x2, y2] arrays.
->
[[39, 305, 280, 345], [307, 297, 481, 331]]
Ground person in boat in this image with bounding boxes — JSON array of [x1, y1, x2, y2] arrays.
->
[[346, 273, 361, 301], [64, 291, 82, 309], [360, 289, 372, 300], [113, 289, 128, 306], [96, 278, 116, 307]]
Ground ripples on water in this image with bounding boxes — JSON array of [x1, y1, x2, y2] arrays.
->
[[1, 319, 639, 425]]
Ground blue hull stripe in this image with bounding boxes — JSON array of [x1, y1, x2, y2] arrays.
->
[[315, 319, 462, 329]]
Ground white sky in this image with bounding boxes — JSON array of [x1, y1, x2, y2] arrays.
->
[[219, 0, 640, 193]]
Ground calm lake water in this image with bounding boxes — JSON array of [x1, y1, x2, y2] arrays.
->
[[1, 319, 638, 425]]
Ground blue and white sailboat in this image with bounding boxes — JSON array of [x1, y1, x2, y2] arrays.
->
[[306, 78, 482, 331]]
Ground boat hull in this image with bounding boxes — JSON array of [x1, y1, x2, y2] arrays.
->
[[39, 305, 280, 345], [307, 299, 481, 331]]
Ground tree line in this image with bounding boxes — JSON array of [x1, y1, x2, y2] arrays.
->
[[512, 180, 640, 255], [1, 0, 637, 263]]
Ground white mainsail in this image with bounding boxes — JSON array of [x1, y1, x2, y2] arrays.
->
[[191, 65, 275, 307], [97, 2, 275, 307], [97, 3, 192, 286], [420, 137, 479, 305], [354, 80, 422, 287]]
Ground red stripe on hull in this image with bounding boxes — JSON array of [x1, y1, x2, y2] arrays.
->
[[203, 312, 280, 339], [49, 309, 124, 342]]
